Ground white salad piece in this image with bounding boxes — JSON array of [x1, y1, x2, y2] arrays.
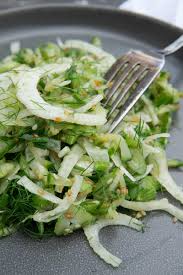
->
[[58, 146, 70, 158], [83, 139, 109, 163], [33, 175, 83, 222], [119, 199, 183, 222], [16, 63, 107, 126], [63, 40, 115, 71], [10, 41, 21, 54], [17, 176, 62, 204], [58, 144, 84, 179], [84, 213, 143, 267], [149, 149, 183, 204]]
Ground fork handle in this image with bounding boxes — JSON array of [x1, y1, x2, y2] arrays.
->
[[158, 34, 183, 56]]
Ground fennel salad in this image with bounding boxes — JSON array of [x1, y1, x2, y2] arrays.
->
[[0, 37, 183, 267]]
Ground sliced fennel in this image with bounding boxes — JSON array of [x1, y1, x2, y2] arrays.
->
[[141, 95, 159, 125], [135, 164, 153, 181], [144, 133, 170, 144], [33, 175, 83, 222], [17, 176, 62, 204], [149, 149, 183, 204], [58, 146, 70, 158], [58, 144, 84, 179], [142, 143, 161, 159], [63, 40, 115, 71], [0, 38, 182, 269], [82, 139, 109, 163], [84, 213, 143, 267], [77, 94, 103, 113], [119, 199, 183, 222], [111, 154, 136, 182], [16, 63, 106, 126]]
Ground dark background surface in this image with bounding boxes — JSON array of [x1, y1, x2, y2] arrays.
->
[[0, 3, 183, 275]]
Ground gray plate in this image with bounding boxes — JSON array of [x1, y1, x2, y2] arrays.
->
[[0, 4, 183, 275]]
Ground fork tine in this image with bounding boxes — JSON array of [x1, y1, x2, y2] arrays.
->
[[108, 69, 159, 133], [107, 66, 147, 117], [104, 56, 128, 81], [104, 62, 139, 106]]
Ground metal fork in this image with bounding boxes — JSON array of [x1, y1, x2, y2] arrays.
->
[[104, 34, 183, 133]]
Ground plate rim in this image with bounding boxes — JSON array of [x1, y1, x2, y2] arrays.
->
[[0, 3, 182, 35], [0, 3, 183, 274]]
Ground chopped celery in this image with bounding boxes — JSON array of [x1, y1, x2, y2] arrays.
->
[[72, 205, 95, 226], [79, 178, 93, 197], [14, 48, 35, 66], [127, 149, 146, 175], [91, 37, 102, 48], [81, 200, 100, 215], [38, 43, 61, 62], [60, 134, 78, 145], [54, 205, 95, 236], [94, 161, 109, 173], [128, 176, 158, 202], [54, 217, 70, 236], [124, 133, 139, 148], [168, 159, 183, 168], [119, 136, 132, 161]]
